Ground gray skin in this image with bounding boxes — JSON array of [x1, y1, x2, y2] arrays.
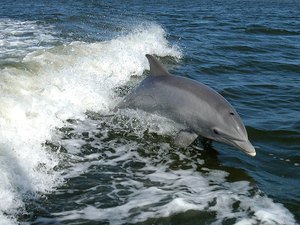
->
[[118, 54, 256, 156]]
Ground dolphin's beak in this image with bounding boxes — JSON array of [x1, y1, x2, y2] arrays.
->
[[234, 140, 256, 157], [218, 131, 256, 156]]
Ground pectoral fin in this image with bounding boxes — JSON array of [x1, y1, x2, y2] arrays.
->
[[174, 130, 198, 148]]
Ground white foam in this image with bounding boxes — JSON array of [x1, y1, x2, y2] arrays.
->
[[0, 22, 181, 224], [0, 19, 297, 225], [50, 115, 297, 225], [0, 19, 58, 60], [53, 164, 297, 225]]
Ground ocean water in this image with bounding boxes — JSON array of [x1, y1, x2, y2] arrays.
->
[[0, 0, 299, 224]]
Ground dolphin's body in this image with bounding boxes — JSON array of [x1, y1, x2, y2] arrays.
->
[[118, 54, 256, 156]]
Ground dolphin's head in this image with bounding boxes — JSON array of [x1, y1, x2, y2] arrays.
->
[[205, 107, 256, 157]]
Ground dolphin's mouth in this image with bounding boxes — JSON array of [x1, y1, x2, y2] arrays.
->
[[233, 140, 256, 157], [216, 132, 256, 156]]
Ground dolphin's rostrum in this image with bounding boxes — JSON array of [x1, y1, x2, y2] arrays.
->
[[118, 54, 256, 156]]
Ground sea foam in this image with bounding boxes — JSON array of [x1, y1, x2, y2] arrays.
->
[[44, 111, 297, 225], [0, 21, 181, 224], [0, 19, 297, 225]]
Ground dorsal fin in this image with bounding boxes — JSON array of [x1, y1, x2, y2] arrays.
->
[[146, 54, 170, 76]]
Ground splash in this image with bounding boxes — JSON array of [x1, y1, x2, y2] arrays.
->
[[0, 19, 59, 61], [45, 113, 297, 225], [0, 21, 181, 224], [0, 19, 297, 225]]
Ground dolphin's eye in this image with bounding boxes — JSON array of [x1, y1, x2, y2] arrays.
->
[[229, 112, 235, 115], [213, 129, 220, 135]]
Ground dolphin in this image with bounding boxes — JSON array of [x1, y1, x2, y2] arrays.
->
[[118, 54, 256, 156]]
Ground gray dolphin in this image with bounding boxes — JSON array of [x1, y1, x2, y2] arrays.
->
[[118, 54, 256, 156]]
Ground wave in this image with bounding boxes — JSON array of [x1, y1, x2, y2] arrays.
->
[[35, 113, 297, 225], [0, 22, 181, 224], [0, 19, 59, 61], [247, 127, 300, 144], [245, 24, 300, 35], [0, 19, 297, 225]]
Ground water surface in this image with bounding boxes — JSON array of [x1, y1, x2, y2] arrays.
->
[[0, 0, 299, 224]]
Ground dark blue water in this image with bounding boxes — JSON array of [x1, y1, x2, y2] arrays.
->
[[0, 1, 299, 224]]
